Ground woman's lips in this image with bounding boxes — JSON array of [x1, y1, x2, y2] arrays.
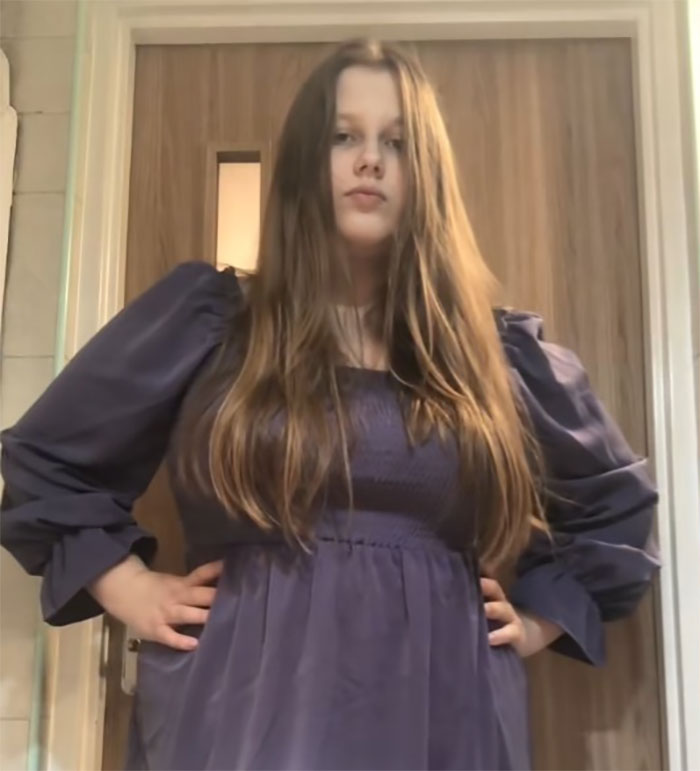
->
[[347, 191, 385, 210]]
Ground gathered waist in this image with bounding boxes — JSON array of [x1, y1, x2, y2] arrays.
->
[[187, 508, 475, 569], [316, 509, 462, 548]]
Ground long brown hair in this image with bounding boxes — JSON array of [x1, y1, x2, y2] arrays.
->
[[178, 39, 547, 567]]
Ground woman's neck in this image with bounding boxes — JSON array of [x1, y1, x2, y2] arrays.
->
[[333, 240, 389, 307], [330, 240, 391, 368], [332, 303, 388, 371]]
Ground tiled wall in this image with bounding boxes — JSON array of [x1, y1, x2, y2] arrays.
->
[[0, 1, 77, 769]]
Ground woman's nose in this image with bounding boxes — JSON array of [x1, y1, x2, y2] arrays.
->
[[355, 144, 384, 177]]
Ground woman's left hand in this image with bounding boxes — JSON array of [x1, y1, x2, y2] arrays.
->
[[481, 577, 527, 655], [481, 576, 563, 658]]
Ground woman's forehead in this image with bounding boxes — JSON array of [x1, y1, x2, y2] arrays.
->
[[335, 67, 403, 123]]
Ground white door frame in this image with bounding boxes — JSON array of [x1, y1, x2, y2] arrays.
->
[[47, 1, 699, 769]]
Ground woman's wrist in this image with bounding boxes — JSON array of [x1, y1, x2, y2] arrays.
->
[[516, 610, 564, 657], [87, 553, 149, 611]]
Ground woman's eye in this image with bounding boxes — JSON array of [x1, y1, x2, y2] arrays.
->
[[332, 132, 403, 150]]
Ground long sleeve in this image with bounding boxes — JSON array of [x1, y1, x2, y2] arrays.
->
[[0, 262, 241, 626], [497, 309, 660, 666]]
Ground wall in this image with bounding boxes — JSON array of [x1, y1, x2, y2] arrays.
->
[[0, 1, 76, 768], [684, 0, 700, 426]]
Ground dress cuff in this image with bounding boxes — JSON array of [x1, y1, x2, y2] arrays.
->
[[509, 561, 605, 666], [41, 525, 157, 626]]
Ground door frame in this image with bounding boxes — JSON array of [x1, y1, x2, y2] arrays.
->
[[48, 1, 699, 769]]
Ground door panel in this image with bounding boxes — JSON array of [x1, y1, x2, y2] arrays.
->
[[101, 40, 662, 770]]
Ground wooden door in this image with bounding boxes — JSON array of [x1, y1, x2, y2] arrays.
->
[[101, 40, 663, 770]]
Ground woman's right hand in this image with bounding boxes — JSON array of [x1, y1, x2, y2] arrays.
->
[[88, 555, 223, 651]]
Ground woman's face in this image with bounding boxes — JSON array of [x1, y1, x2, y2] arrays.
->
[[330, 65, 406, 259]]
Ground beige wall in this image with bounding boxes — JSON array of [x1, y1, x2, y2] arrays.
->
[[0, 1, 76, 768], [685, 0, 700, 430]]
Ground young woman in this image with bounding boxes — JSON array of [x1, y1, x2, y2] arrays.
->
[[0, 39, 659, 770]]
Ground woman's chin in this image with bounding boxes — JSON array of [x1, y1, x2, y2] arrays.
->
[[337, 232, 392, 259]]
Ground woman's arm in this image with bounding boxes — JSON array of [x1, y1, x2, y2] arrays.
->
[[0, 262, 241, 627], [495, 309, 659, 666]]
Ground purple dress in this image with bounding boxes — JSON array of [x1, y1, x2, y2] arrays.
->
[[0, 262, 659, 770]]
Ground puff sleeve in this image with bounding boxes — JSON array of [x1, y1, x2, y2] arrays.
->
[[497, 310, 660, 666], [0, 262, 241, 626]]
